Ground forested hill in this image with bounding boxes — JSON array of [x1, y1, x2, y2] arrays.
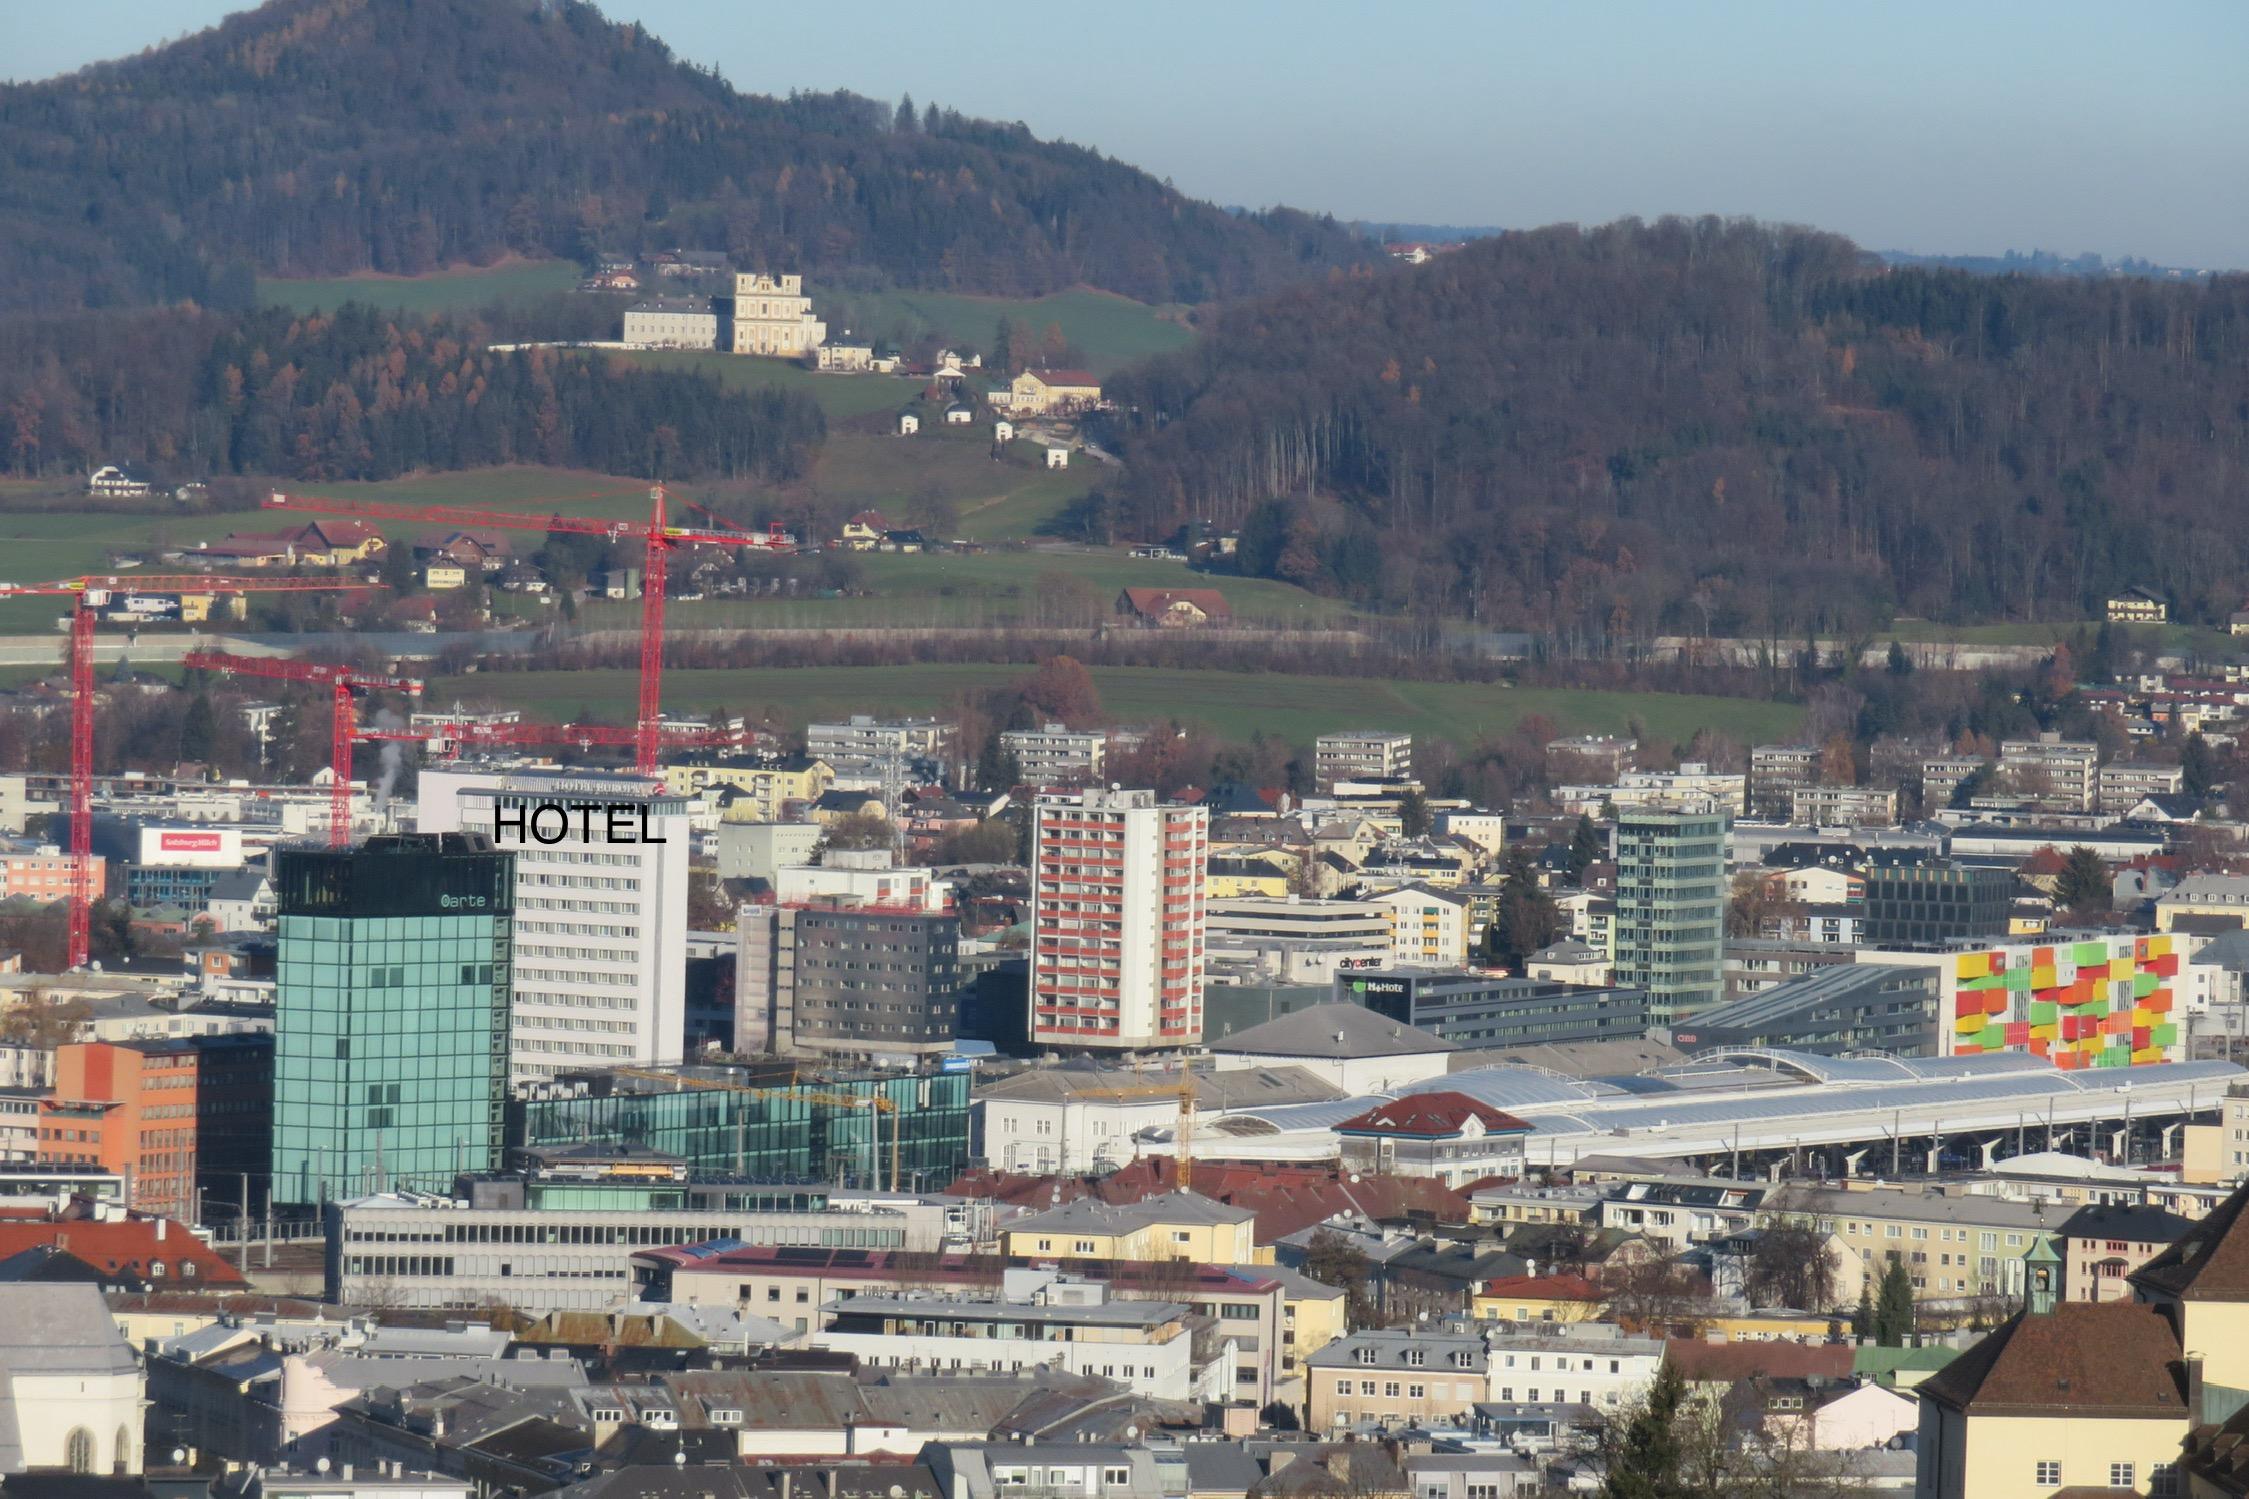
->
[[0, 0, 1370, 311], [1100, 219, 2249, 636]]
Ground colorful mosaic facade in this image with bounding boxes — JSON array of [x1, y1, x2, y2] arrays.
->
[[1950, 935, 2180, 1068]]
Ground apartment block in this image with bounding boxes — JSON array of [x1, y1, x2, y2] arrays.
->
[[1790, 784, 1899, 828], [1000, 723, 1109, 786], [736, 903, 961, 1059], [2098, 761, 2188, 816], [34, 1040, 201, 1221], [805, 715, 955, 779], [1747, 744, 1820, 821], [1998, 734, 2099, 813], [1315, 731, 1414, 791], [1031, 789, 1207, 1050]]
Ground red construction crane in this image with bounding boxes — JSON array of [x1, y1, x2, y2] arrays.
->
[[262, 487, 792, 773], [180, 649, 424, 848], [0, 575, 366, 967]]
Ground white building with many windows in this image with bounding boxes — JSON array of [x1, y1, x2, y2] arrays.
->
[[722, 272, 827, 357], [415, 768, 690, 1084], [621, 297, 718, 350]]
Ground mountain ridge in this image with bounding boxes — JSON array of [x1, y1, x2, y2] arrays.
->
[[0, 0, 1373, 311]]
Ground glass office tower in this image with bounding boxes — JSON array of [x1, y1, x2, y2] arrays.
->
[[1613, 806, 1730, 1023], [271, 834, 513, 1208]]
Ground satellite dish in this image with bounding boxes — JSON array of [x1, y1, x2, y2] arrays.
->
[[1124, 1426, 1140, 1441], [316, 1459, 331, 1475], [674, 1451, 688, 1468]]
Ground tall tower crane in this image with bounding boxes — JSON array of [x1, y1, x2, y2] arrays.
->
[[263, 487, 792, 773], [180, 649, 424, 847], [0, 575, 365, 967]]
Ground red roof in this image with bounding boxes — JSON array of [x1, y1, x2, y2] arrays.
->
[[1664, 1338, 1852, 1384], [2020, 846, 2071, 876], [0, 1218, 245, 1286], [1118, 587, 1233, 621], [1335, 1092, 1533, 1139], [1478, 1272, 1603, 1303], [946, 1157, 1473, 1244]]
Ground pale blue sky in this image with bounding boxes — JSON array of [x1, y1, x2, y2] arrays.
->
[[8, 0, 2246, 267]]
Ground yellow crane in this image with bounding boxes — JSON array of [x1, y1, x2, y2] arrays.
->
[[607, 1068, 903, 1191], [1078, 1065, 1199, 1177]]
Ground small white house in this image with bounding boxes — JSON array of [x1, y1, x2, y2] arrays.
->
[[89, 464, 154, 498], [1044, 446, 1069, 469], [944, 404, 974, 426], [898, 412, 920, 436], [994, 420, 1015, 443]]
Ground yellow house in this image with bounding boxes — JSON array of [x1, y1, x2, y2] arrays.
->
[[423, 562, 468, 591], [998, 368, 1103, 416], [1276, 1271, 1348, 1369], [1470, 1272, 1604, 1325], [1206, 850, 1299, 899], [999, 1190, 1265, 1266], [839, 510, 887, 550], [661, 756, 834, 824], [1697, 1308, 1839, 1344]]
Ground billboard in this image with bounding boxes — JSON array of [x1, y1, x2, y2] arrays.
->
[[135, 826, 243, 868]]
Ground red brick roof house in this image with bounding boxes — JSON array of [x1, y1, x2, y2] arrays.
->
[[1334, 1091, 1533, 1189]]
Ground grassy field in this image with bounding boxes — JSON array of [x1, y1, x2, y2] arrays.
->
[[422, 663, 1804, 748], [823, 288, 1194, 375], [258, 260, 582, 315], [612, 351, 914, 421]]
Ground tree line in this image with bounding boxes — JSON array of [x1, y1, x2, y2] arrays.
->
[[1094, 217, 2249, 634], [0, 302, 825, 482], [0, 0, 1369, 310]]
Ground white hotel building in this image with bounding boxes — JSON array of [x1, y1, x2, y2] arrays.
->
[[1031, 788, 1207, 1051], [416, 767, 690, 1083]]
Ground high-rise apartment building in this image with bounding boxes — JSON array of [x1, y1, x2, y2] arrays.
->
[[1000, 723, 1109, 785], [416, 767, 691, 1084], [1612, 807, 1729, 1023], [1997, 734, 2099, 813], [271, 834, 513, 1208], [1030, 788, 1208, 1050], [1314, 731, 1414, 791], [1746, 744, 1820, 820]]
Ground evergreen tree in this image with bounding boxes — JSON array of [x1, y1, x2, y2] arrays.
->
[[894, 93, 917, 133], [1600, 1359, 1690, 1499], [2054, 845, 2112, 912], [1853, 1282, 1874, 1340], [2184, 732, 2217, 801], [1887, 639, 1914, 676], [179, 692, 217, 764], [991, 317, 1017, 376], [1568, 814, 1604, 876], [1874, 1260, 1916, 1347], [1397, 788, 1432, 838]]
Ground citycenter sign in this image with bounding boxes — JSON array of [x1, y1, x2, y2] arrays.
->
[[493, 798, 670, 846]]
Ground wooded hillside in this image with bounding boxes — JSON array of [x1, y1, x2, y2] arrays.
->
[[1098, 219, 2249, 634]]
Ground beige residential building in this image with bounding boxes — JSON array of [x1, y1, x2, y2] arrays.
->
[[1308, 1329, 1489, 1431], [994, 368, 1102, 416], [1369, 884, 1472, 967], [722, 272, 827, 357], [621, 297, 718, 350]]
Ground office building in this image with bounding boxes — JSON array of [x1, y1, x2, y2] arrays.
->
[[1862, 861, 2015, 945], [810, 1269, 1199, 1400], [736, 903, 961, 1059], [34, 1040, 201, 1221], [326, 1182, 944, 1312], [1000, 723, 1109, 785], [1030, 788, 1208, 1050], [270, 834, 513, 1208], [713, 822, 822, 883], [517, 1064, 973, 1190], [1746, 744, 1820, 821], [1315, 731, 1414, 791], [1336, 969, 1651, 1049], [1664, 964, 1940, 1057], [416, 767, 691, 1083], [191, 1032, 274, 1218], [1612, 807, 1729, 1023]]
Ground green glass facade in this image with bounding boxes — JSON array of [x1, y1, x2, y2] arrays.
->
[[1614, 807, 1730, 1024], [517, 1070, 972, 1190], [272, 836, 514, 1208]]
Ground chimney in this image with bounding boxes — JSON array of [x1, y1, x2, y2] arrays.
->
[[156, 1218, 167, 1241], [1324, 1451, 1354, 1483]]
